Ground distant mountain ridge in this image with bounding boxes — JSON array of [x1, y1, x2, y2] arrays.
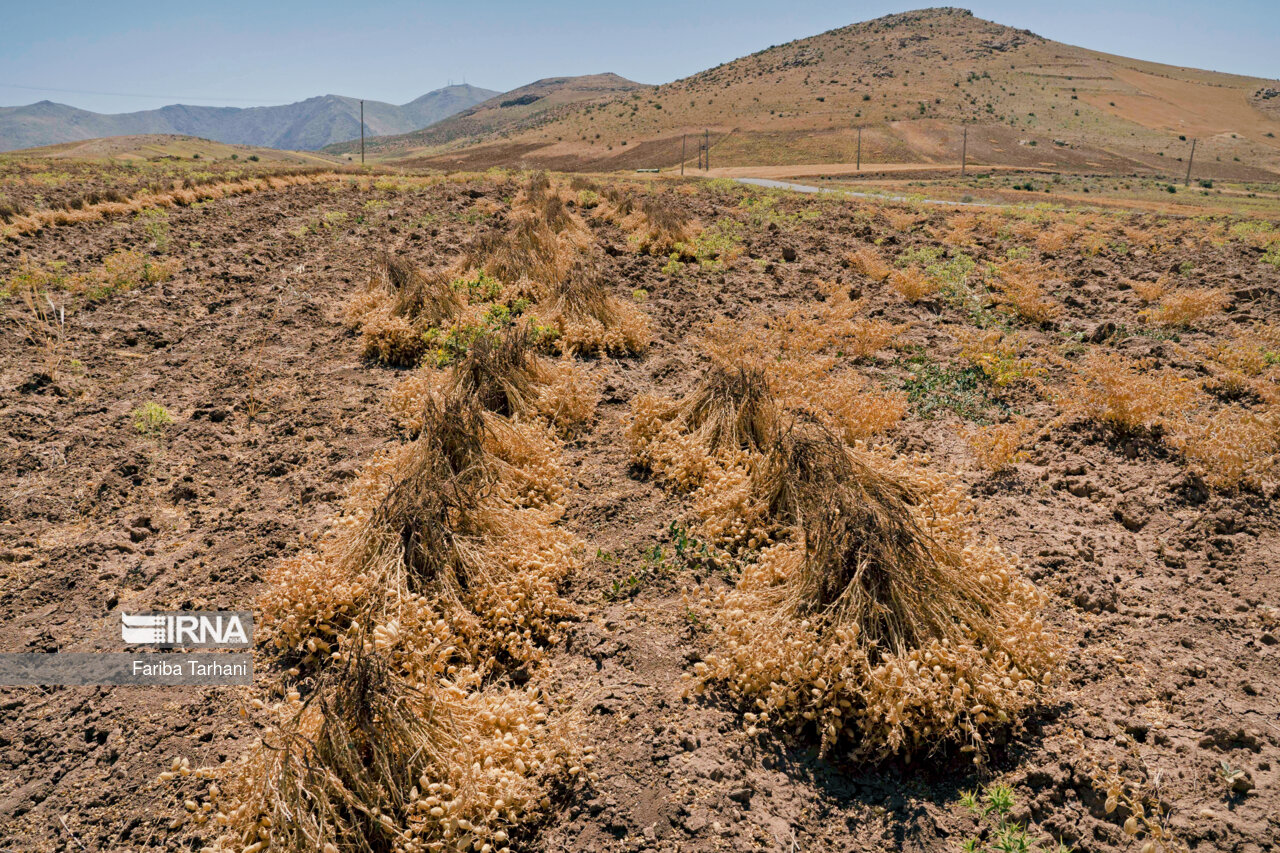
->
[[0, 84, 498, 152], [324, 73, 648, 159]]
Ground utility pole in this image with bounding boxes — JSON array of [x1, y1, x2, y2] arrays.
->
[[960, 124, 967, 177], [704, 129, 710, 172], [360, 100, 365, 165], [681, 134, 686, 176], [1184, 137, 1197, 186], [856, 126, 862, 171]]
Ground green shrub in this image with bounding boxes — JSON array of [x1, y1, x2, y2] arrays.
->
[[132, 401, 174, 436]]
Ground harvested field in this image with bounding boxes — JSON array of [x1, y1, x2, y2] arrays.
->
[[2, 169, 1279, 853]]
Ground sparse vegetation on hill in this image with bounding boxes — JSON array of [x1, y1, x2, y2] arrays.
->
[[369, 8, 1279, 178]]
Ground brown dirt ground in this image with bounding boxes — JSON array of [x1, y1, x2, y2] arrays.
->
[[0, 158, 344, 221], [2, 175, 1279, 852]]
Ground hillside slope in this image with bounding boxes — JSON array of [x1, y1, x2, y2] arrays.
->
[[0, 84, 497, 152], [325, 74, 648, 159], [391, 8, 1280, 177]]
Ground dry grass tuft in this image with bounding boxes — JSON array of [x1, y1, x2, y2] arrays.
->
[[543, 256, 651, 355], [846, 247, 892, 282], [1144, 287, 1230, 328], [211, 650, 580, 853], [964, 416, 1039, 472], [889, 267, 939, 302], [991, 261, 1061, 325], [684, 424, 1058, 759], [1065, 352, 1200, 434], [16, 286, 68, 381], [671, 367, 780, 457], [629, 359, 904, 552]]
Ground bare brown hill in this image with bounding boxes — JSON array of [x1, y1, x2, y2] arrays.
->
[[385, 7, 1280, 178], [325, 73, 648, 159]]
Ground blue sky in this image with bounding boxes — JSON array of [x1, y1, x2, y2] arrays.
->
[[1, 1, 1276, 113]]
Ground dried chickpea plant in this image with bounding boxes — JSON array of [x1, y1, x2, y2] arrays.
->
[[847, 247, 893, 282], [541, 255, 651, 355], [696, 298, 909, 448], [623, 191, 699, 256], [957, 328, 1046, 388], [990, 261, 1061, 325], [964, 415, 1040, 472], [1143, 286, 1230, 329], [207, 652, 587, 853], [684, 423, 1060, 760], [1062, 352, 1201, 435], [628, 346, 1057, 759]]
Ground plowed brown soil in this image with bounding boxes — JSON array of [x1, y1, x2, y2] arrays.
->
[[2, 175, 1278, 852]]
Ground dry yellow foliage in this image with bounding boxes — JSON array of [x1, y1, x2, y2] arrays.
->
[[1168, 407, 1280, 489], [697, 301, 908, 448], [686, 433, 1058, 760], [957, 329, 1045, 387], [1036, 223, 1079, 254], [623, 192, 698, 255], [210, 656, 583, 853], [1, 171, 346, 239], [883, 208, 922, 232], [940, 211, 979, 246], [1066, 352, 1201, 433], [1200, 323, 1280, 401], [991, 261, 1061, 324], [846, 247, 893, 282], [889, 267, 939, 302], [1144, 287, 1230, 328], [543, 256, 651, 355], [964, 416, 1039, 472], [1129, 276, 1168, 304]]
